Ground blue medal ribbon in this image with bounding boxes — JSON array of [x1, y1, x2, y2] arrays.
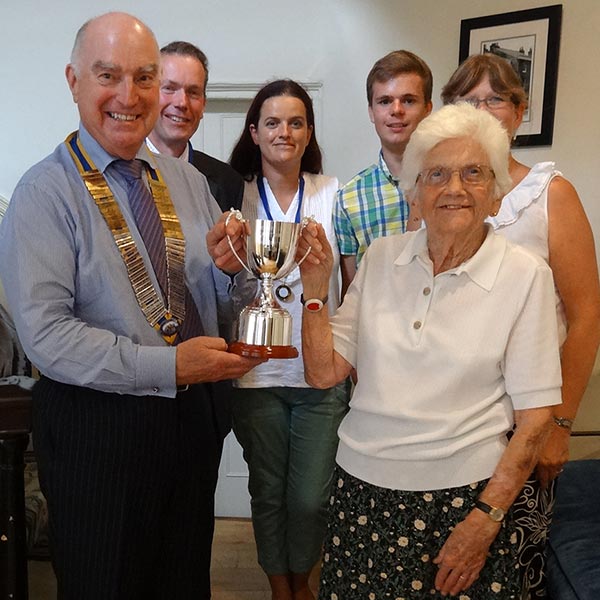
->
[[257, 175, 304, 223], [256, 174, 305, 302]]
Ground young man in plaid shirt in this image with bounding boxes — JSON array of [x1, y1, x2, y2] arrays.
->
[[335, 50, 433, 296]]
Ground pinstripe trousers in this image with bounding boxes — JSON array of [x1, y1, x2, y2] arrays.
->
[[32, 376, 220, 600]]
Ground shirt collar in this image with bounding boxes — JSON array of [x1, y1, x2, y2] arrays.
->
[[78, 124, 157, 172], [378, 150, 398, 185], [394, 228, 430, 267], [145, 137, 191, 162], [394, 225, 506, 291], [145, 136, 160, 155]]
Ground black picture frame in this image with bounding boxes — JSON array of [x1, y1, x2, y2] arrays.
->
[[459, 5, 562, 147]]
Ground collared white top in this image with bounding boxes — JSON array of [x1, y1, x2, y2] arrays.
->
[[331, 227, 562, 491]]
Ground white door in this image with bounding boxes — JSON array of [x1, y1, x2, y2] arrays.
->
[[192, 98, 250, 164]]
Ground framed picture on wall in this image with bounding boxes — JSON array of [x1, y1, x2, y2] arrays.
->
[[459, 4, 562, 147]]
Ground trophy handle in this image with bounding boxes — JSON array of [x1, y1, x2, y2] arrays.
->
[[225, 209, 253, 275], [296, 216, 314, 267]]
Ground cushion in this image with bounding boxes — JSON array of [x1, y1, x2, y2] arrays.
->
[[547, 459, 600, 599]]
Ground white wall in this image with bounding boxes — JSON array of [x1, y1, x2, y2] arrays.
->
[[1, 0, 599, 261]]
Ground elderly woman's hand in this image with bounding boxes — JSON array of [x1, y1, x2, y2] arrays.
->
[[206, 211, 249, 275], [433, 510, 500, 596], [296, 221, 333, 298]]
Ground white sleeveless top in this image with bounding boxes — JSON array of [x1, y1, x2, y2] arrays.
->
[[488, 162, 567, 345]]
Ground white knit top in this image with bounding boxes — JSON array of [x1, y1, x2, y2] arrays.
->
[[332, 227, 562, 491]]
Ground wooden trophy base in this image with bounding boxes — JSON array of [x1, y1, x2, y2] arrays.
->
[[228, 341, 299, 359]]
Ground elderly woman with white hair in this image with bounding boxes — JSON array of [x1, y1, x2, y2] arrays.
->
[[296, 103, 562, 599]]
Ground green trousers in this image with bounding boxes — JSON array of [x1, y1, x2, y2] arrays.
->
[[232, 384, 348, 574]]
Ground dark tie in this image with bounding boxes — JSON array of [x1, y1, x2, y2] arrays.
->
[[111, 159, 203, 341]]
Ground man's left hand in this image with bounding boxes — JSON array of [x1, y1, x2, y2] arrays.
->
[[176, 336, 265, 384]]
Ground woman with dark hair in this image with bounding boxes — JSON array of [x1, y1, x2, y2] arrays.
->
[[230, 79, 323, 181], [442, 53, 600, 598], [228, 79, 348, 600]]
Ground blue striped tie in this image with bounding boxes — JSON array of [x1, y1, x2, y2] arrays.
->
[[111, 159, 203, 341]]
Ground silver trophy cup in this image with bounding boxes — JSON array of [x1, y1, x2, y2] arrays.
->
[[226, 210, 311, 358]]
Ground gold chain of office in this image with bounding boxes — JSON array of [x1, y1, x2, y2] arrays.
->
[[65, 131, 186, 345]]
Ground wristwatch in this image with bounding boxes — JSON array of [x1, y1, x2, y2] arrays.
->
[[553, 416, 574, 430], [474, 500, 505, 522]]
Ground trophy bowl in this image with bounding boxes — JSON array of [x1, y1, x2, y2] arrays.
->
[[226, 210, 310, 359]]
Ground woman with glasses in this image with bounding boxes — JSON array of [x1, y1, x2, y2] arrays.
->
[[295, 103, 562, 599], [442, 53, 600, 598]]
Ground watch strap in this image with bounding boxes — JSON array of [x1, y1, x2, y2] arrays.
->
[[553, 416, 574, 430], [474, 499, 505, 522]]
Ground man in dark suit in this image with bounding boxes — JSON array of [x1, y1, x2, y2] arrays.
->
[[148, 41, 244, 460], [147, 41, 243, 212]]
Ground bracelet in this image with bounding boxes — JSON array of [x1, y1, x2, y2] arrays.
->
[[553, 416, 574, 430], [300, 294, 328, 312]]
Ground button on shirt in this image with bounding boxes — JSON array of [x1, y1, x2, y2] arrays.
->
[[0, 125, 233, 398], [334, 151, 409, 265]]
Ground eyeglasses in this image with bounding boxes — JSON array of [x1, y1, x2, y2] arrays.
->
[[417, 165, 495, 187], [460, 96, 509, 110]]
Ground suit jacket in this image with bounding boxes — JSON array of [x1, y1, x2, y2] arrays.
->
[[189, 149, 244, 443], [191, 150, 244, 213]]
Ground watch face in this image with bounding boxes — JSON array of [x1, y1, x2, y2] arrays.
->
[[475, 500, 505, 522], [489, 507, 505, 522]]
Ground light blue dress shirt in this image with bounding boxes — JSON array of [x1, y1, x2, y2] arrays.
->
[[0, 125, 234, 397]]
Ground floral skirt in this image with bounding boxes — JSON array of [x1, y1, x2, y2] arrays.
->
[[318, 466, 521, 600]]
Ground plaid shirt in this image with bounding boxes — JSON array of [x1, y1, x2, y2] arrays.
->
[[334, 152, 408, 265]]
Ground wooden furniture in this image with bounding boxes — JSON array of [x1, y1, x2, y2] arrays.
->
[[0, 384, 32, 600]]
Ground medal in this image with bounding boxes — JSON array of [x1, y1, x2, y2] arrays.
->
[[275, 283, 292, 302], [159, 316, 180, 337]]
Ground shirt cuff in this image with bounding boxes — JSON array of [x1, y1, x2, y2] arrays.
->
[[135, 345, 177, 398], [510, 387, 562, 411]]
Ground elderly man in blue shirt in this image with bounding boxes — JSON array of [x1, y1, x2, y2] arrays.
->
[[0, 12, 262, 600]]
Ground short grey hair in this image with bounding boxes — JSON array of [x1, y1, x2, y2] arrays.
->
[[70, 18, 92, 70], [399, 102, 512, 199]]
